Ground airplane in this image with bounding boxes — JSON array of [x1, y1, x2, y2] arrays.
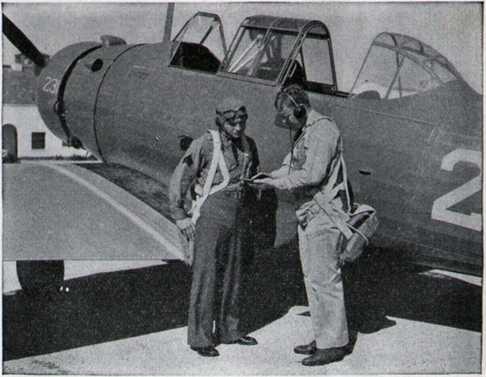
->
[[2, 5, 482, 295]]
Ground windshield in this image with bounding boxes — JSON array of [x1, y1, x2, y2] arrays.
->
[[351, 33, 461, 99], [222, 26, 297, 81]]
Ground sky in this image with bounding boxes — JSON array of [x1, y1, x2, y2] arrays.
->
[[2, 2, 482, 93]]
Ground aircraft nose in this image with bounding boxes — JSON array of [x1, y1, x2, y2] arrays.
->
[[36, 42, 101, 154]]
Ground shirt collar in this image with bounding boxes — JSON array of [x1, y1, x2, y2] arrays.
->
[[219, 129, 243, 150], [304, 109, 322, 129]]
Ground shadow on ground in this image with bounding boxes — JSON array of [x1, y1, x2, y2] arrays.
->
[[3, 245, 481, 361], [3, 262, 191, 361], [343, 248, 482, 334]]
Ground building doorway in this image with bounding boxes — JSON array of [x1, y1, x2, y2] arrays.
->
[[2, 123, 18, 162]]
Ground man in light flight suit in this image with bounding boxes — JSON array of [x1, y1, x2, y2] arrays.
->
[[254, 85, 351, 366], [169, 98, 259, 357]]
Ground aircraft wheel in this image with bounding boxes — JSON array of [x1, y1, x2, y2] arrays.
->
[[16, 260, 65, 296]]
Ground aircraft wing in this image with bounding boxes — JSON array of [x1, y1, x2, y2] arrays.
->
[[3, 162, 185, 261]]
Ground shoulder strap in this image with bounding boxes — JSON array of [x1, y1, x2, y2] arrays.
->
[[191, 130, 230, 224], [322, 137, 350, 208], [207, 129, 230, 195], [308, 117, 346, 199]]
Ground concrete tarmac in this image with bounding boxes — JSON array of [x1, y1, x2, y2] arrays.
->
[[3, 252, 482, 375], [3, 162, 183, 261]]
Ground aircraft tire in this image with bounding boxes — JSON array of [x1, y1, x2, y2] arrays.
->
[[16, 260, 65, 296]]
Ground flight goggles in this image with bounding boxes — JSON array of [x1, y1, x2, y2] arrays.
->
[[217, 107, 248, 124]]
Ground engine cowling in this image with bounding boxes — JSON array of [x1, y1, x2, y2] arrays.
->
[[36, 43, 101, 153]]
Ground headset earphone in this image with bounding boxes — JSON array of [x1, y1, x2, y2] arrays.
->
[[273, 86, 309, 174], [289, 94, 307, 119]]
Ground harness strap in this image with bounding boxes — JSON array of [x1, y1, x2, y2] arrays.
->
[[313, 191, 353, 239], [191, 130, 230, 224], [207, 130, 230, 195], [323, 135, 354, 206], [311, 137, 357, 238], [313, 151, 375, 242]]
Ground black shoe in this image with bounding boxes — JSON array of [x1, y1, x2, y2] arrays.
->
[[190, 346, 219, 357], [301, 346, 348, 366], [294, 340, 316, 355], [226, 336, 258, 346]]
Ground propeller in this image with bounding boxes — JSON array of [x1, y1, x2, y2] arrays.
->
[[3, 13, 46, 71]]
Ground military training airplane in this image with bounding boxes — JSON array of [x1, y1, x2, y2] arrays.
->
[[2, 4, 482, 295]]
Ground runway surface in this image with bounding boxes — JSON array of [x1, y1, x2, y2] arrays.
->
[[3, 162, 183, 261], [3, 254, 482, 375]]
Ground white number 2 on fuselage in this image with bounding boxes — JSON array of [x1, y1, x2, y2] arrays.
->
[[431, 149, 481, 232]]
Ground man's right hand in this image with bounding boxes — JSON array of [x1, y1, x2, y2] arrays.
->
[[176, 218, 195, 241], [251, 177, 275, 190]]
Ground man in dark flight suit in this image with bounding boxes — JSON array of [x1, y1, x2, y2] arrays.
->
[[169, 98, 259, 357]]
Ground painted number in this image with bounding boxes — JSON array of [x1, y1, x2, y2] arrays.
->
[[42, 76, 60, 94], [431, 149, 481, 231]]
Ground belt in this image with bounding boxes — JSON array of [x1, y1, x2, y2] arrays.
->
[[221, 183, 250, 200], [223, 189, 245, 199]]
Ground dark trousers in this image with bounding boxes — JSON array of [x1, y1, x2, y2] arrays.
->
[[188, 190, 249, 348]]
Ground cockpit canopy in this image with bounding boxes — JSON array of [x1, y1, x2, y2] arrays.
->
[[169, 14, 464, 100], [350, 32, 464, 99], [220, 15, 336, 92], [169, 13, 338, 94]]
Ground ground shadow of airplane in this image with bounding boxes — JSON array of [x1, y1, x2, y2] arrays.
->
[[3, 242, 481, 361]]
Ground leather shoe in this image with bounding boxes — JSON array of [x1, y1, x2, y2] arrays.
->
[[301, 346, 348, 366], [226, 336, 258, 345], [294, 340, 316, 355], [190, 346, 219, 357]]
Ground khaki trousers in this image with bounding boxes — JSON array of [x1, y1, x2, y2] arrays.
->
[[298, 212, 349, 349]]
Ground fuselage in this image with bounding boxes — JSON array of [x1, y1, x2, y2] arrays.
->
[[36, 34, 482, 275]]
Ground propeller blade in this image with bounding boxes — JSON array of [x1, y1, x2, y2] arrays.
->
[[3, 13, 46, 69], [163, 3, 175, 44]]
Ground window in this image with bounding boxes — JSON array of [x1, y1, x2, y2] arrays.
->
[[224, 27, 297, 82], [170, 13, 226, 73], [31, 132, 45, 150], [350, 33, 459, 100], [388, 56, 441, 98], [279, 23, 336, 92], [300, 35, 333, 86], [351, 46, 399, 99]]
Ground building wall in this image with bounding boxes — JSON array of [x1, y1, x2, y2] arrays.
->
[[2, 104, 90, 158]]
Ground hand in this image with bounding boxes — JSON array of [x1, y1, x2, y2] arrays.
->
[[176, 218, 195, 241], [250, 172, 271, 180], [251, 177, 275, 190], [337, 254, 349, 269]]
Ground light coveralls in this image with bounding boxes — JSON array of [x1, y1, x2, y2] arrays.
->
[[269, 109, 349, 349], [169, 129, 259, 348]]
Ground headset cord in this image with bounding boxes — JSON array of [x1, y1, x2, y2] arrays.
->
[[288, 127, 294, 174]]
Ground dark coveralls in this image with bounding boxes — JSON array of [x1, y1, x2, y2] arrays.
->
[[169, 129, 259, 348]]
